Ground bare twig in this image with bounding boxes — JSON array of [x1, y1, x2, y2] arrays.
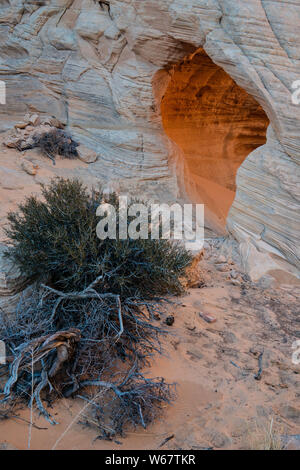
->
[[0, 277, 172, 435], [158, 434, 175, 448], [254, 350, 264, 381]]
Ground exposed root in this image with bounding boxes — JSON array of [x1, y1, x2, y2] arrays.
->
[[1, 329, 80, 424]]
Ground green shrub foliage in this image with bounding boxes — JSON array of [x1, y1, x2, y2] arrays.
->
[[5, 178, 192, 298]]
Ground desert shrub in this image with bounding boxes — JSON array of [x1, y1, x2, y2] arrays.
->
[[5, 178, 192, 298], [31, 129, 79, 163], [2, 178, 192, 434]]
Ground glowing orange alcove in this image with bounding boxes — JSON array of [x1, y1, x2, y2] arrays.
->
[[161, 49, 269, 232]]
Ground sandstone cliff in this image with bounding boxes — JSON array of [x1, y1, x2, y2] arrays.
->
[[0, 0, 299, 282]]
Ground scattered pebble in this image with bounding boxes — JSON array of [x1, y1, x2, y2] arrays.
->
[[77, 144, 98, 163], [14, 122, 27, 129], [29, 114, 40, 126], [216, 264, 229, 272], [21, 160, 38, 176], [230, 270, 239, 279], [165, 315, 175, 326]]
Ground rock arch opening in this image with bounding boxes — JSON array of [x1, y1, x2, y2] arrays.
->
[[160, 49, 269, 233]]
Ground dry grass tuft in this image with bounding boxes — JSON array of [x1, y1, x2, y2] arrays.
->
[[247, 418, 284, 450]]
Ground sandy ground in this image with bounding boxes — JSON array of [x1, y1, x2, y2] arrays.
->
[[0, 242, 299, 450]]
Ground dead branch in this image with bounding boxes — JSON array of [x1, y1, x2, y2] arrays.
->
[[254, 350, 264, 381], [2, 329, 80, 424], [0, 278, 172, 434], [41, 280, 124, 340]]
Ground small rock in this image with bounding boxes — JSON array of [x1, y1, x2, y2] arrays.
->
[[14, 121, 27, 129], [31, 124, 56, 137], [21, 160, 38, 176], [231, 279, 241, 286], [29, 114, 40, 126], [165, 315, 174, 326], [77, 144, 98, 163], [204, 429, 232, 449], [241, 273, 251, 283], [199, 312, 217, 323], [230, 269, 239, 279], [216, 264, 229, 272], [19, 140, 32, 150], [20, 137, 34, 149], [23, 128, 32, 136], [41, 116, 65, 129], [0, 167, 26, 190], [3, 135, 22, 148]]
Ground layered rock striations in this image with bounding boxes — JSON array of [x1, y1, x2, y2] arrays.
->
[[0, 0, 299, 280]]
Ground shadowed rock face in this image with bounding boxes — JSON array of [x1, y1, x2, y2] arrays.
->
[[0, 0, 299, 280]]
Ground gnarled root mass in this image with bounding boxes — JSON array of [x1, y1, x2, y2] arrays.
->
[[0, 277, 174, 436]]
